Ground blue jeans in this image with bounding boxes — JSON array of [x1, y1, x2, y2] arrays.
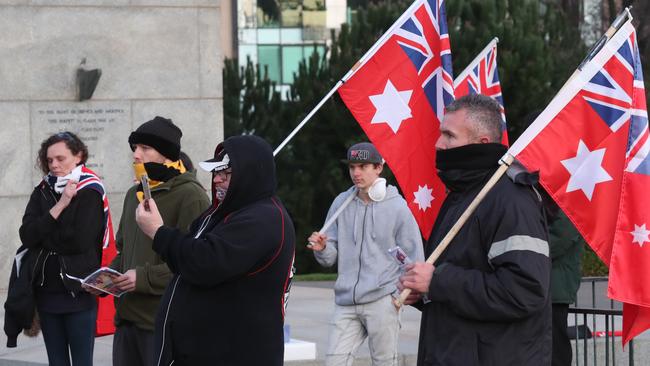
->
[[39, 308, 97, 366]]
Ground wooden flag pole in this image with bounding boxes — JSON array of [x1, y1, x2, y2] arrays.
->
[[395, 153, 514, 307], [577, 7, 631, 72], [395, 7, 633, 308], [272, 0, 429, 157]]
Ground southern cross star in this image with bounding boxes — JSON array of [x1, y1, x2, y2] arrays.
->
[[631, 223, 650, 247], [413, 184, 434, 211]]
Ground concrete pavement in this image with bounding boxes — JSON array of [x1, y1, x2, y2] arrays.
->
[[0, 282, 420, 365], [2, 280, 650, 365]]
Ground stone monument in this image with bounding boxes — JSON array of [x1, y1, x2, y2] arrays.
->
[[0, 1, 225, 289]]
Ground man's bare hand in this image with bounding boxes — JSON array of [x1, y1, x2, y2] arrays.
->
[[399, 262, 435, 295], [397, 280, 423, 305], [135, 199, 163, 239], [306, 232, 327, 251], [112, 269, 137, 292]]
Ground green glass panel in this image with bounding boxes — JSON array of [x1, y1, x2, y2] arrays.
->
[[258, 45, 281, 83], [282, 46, 303, 84]]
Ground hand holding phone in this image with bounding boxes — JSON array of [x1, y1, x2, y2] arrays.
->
[[141, 175, 151, 211]]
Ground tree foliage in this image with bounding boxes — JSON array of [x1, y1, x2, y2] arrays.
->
[[223, 0, 642, 274]]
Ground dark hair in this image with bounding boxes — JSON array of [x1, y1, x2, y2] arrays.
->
[[179, 150, 194, 171], [37, 131, 89, 175], [446, 94, 503, 143]]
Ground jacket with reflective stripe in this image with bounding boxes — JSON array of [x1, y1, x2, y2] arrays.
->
[[417, 173, 551, 366]]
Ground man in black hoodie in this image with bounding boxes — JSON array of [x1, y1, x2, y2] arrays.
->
[[399, 94, 551, 366], [135, 135, 296, 365]]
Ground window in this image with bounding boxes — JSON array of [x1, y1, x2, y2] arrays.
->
[[258, 45, 282, 82]]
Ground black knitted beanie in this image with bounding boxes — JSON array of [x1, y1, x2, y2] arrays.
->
[[128, 116, 182, 160]]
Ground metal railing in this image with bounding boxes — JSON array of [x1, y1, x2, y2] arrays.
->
[[569, 277, 634, 366]]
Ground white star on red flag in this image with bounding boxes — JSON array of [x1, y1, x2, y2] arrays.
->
[[631, 224, 650, 247], [560, 140, 613, 201], [369, 79, 413, 133], [413, 184, 434, 211]]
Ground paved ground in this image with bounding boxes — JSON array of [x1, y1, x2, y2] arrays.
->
[[0, 282, 421, 365], [1, 280, 648, 365]]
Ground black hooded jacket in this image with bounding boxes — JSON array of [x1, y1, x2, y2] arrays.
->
[[151, 135, 296, 366]]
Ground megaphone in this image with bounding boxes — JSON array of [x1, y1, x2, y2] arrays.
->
[[368, 178, 387, 202]]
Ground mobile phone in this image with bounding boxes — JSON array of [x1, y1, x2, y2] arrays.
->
[[140, 175, 151, 211]]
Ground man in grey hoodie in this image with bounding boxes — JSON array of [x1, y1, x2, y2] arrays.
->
[[308, 142, 424, 366]]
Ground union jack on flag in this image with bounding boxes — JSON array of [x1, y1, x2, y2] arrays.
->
[[77, 166, 115, 250], [507, 18, 650, 344], [339, 0, 454, 239], [76, 165, 117, 336], [454, 38, 508, 144]]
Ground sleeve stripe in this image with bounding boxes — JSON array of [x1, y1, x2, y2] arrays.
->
[[488, 235, 549, 261]]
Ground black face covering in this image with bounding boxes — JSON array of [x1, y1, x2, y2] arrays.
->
[[435, 143, 507, 192], [143, 162, 182, 182]]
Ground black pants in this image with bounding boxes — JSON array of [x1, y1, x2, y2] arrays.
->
[[113, 323, 154, 366], [552, 303, 572, 366], [40, 308, 96, 366]]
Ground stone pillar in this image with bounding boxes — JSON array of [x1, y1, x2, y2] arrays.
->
[[0, 0, 224, 288]]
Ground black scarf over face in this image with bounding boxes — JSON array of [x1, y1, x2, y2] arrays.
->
[[143, 162, 181, 182], [435, 143, 507, 192], [135, 162, 182, 195]]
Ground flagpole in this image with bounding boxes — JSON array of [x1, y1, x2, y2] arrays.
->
[[508, 8, 633, 157], [273, 81, 343, 156], [544, 7, 632, 102], [273, 0, 427, 156], [453, 37, 499, 87], [395, 154, 514, 307], [395, 7, 634, 308], [340, 0, 426, 81], [577, 7, 632, 72], [306, 192, 356, 248]]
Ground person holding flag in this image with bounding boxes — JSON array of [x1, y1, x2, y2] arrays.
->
[[502, 8, 650, 345], [308, 142, 423, 366], [399, 94, 551, 366]]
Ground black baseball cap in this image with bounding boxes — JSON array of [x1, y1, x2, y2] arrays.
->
[[342, 142, 383, 164], [199, 149, 231, 172]]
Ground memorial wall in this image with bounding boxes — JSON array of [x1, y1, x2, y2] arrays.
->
[[0, 1, 225, 288]]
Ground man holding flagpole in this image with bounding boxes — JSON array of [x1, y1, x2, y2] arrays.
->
[[308, 142, 423, 366], [399, 94, 551, 366]]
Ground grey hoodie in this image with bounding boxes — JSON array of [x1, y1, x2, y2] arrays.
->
[[314, 184, 424, 305]]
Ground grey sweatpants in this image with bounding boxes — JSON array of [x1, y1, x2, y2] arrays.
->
[[325, 294, 401, 366]]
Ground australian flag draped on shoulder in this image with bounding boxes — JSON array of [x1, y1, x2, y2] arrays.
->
[[506, 12, 649, 344], [338, 0, 454, 240], [454, 38, 508, 145], [77, 166, 117, 336]]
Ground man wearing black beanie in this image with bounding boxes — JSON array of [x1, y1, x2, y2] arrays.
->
[[127, 116, 182, 161], [90, 116, 210, 366]]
